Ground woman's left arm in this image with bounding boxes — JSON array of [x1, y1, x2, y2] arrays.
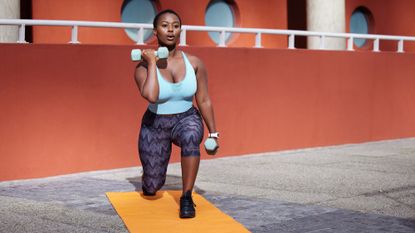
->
[[193, 56, 218, 135]]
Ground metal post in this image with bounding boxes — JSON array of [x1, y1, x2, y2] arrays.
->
[[218, 30, 226, 47], [70, 25, 80, 44], [136, 27, 144, 45], [347, 37, 354, 51], [319, 35, 326, 49], [288, 34, 295, 49], [18, 24, 27, 43], [179, 29, 187, 46], [255, 32, 262, 48], [373, 38, 380, 52], [397, 39, 404, 53]]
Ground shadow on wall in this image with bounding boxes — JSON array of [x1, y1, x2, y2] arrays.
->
[[287, 0, 307, 49]]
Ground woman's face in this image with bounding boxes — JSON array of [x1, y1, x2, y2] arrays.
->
[[154, 13, 181, 46]]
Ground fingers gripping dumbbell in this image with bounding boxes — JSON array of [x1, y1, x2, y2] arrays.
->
[[131, 47, 169, 61]]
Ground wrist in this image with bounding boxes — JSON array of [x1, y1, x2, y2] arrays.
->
[[147, 60, 157, 66], [208, 132, 219, 139]]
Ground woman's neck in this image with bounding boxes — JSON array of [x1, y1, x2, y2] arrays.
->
[[166, 46, 179, 58]]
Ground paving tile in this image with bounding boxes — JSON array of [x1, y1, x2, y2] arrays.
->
[[1, 138, 415, 232]]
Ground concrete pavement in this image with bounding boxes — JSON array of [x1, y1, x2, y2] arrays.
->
[[1, 138, 415, 232]]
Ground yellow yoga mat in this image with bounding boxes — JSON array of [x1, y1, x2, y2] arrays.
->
[[106, 191, 251, 233]]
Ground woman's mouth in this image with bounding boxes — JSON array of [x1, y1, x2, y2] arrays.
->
[[167, 35, 175, 41]]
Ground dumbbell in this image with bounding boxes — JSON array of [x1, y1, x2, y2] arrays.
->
[[204, 138, 219, 155], [131, 47, 169, 61]]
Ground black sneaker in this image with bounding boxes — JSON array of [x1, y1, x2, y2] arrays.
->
[[180, 190, 196, 218]]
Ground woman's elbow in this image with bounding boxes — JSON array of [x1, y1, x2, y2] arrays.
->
[[146, 98, 157, 104], [197, 98, 212, 108], [141, 92, 158, 104]]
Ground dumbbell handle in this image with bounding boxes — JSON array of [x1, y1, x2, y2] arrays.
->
[[131, 47, 169, 61]]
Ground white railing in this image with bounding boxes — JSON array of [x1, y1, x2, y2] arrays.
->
[[1, 19, 415, 53]]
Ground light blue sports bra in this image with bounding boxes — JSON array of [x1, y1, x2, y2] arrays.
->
[[148, 52, 197, 114]]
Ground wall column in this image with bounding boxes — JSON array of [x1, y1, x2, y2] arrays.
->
[[307, 0, 346, 50], [0, 0, 20, 43]]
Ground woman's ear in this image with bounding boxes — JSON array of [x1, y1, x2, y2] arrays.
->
[[153, 29, 157, 37]]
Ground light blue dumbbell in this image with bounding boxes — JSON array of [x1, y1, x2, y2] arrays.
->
[[204, 138, 219, 155], [131, 47, 169, 61]]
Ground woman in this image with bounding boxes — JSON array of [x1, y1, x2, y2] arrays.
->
[[134, 9, 219, 219]]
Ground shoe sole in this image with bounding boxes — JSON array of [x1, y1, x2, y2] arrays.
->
[[180, 211, 195, 218]]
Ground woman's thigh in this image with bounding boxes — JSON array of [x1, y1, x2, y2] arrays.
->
[[139, 124, 172, 179], [171, 112, 204, 156]]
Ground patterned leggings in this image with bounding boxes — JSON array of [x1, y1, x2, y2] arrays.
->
[[138, 106, 204, 194]]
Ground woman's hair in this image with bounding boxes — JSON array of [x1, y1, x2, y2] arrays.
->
[[153, 9, 182, 28]]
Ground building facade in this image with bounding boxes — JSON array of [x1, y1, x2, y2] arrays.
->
[[2, 0, 414, 51]]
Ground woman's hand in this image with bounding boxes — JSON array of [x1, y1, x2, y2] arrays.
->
[[141, 49, 158, 64]]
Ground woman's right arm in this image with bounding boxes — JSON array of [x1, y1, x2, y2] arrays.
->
[[134, 49, 159, 103]]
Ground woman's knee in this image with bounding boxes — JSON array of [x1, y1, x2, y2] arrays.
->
[[142, 174, 166, 194]]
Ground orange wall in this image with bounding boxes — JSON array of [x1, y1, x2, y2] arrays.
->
[[347, 0, 415, 52], [1, 44, 415, 181], [31, 0, 126, 44], [31, 0, 287, 48]]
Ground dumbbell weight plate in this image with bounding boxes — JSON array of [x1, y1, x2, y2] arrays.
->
[[204, 138, 218, 155], [157, 47, 169, 59], [131, 49, 142, 61]]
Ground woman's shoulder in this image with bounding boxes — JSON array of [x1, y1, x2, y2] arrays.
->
[[182, 51, 204, 68]]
